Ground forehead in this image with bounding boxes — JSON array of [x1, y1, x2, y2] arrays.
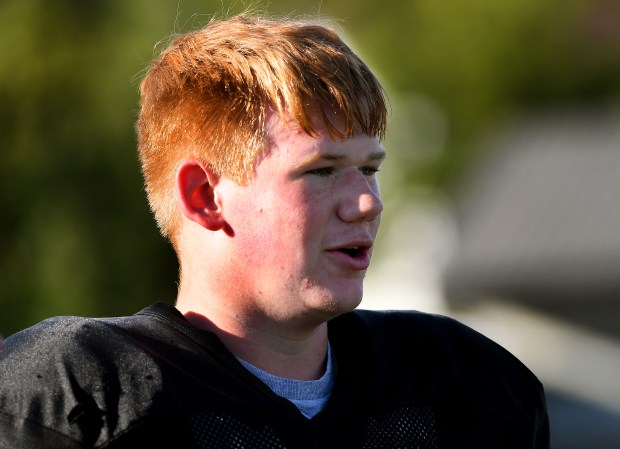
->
[[265, 112, 385, 161]]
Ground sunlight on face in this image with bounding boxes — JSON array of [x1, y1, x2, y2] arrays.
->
[[215, 113, 386, 323]]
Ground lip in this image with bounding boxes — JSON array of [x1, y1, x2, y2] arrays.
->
[[325, 239, 373, 271]]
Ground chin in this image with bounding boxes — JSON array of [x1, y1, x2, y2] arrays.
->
[[300, 279, 364, 316], [320, 289, 364, 315]]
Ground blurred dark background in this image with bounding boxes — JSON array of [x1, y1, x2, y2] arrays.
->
[[2, 1, 620, 446]]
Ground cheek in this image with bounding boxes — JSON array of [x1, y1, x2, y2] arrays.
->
[[227, 179, 330, 264], [286, 187, 329, 234], [230, 190, 300, 260]]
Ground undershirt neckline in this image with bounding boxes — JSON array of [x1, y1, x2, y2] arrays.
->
[[237, 343, 336, 419]]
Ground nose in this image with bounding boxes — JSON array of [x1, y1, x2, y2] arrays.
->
[[337, 172, 383, 223]]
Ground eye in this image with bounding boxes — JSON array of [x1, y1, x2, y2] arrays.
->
[[360, 166, 380, 176], [306, 167, 335, 177]]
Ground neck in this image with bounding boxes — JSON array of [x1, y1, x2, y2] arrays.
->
[[175, 242, 332, 380], [176, 292, 330, 381]]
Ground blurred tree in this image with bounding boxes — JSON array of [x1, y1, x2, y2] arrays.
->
[[0, 0, 180, 332], [1, 0, 619, 335], [329, 0, 620, 189]]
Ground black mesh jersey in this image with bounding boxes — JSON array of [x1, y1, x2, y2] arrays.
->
[[0, 302, 549, 448]]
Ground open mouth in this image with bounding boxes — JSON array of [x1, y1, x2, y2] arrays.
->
[[328, 243, 372, 269], [339, 246, 365, 258]]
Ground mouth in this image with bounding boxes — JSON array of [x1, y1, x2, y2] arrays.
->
[[326, 239, 374, 270], [338, 246, 366, 258], [328, 243, 372, 271]]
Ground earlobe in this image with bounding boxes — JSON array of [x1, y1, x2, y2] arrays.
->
[[176, 161, 227, 232]]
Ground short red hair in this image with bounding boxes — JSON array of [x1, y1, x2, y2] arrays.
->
[[136, 14, 387, 246]]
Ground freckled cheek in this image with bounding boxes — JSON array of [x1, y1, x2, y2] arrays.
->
[[273, 198, 325, 265], [232, 199, 301, 263], [233, 181, 328, 263], [296, 193, 333, 262]]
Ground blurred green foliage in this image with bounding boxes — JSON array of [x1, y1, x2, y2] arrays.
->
[[1, 0, 619, 335]]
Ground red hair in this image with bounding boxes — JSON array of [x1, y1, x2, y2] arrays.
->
[[136, 14, 387, 246]]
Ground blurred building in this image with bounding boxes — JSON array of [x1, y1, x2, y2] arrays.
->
[[443, 109, 620, 448]]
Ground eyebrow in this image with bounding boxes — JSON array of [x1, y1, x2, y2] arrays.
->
[[298, 151, 386, 166], [367, 151, 387, 162]]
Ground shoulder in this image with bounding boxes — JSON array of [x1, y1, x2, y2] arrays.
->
[[336, 308, 535, 373], [0, 303, 184, 446], [332, 308, 491, 349], [330, 308, 545, 401], [0, 308, 156, 394], [334, 308, 510, 353], [0, 303, 196, 393], [329, 310, 549, 447], [1, 302, 183, 358], [2, 310, 151, 366], [1, 315, 115, 372]]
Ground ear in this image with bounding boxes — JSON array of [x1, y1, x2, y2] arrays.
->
[[176, 160, 227, 232]]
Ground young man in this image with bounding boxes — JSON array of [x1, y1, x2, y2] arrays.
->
[[0, 14, 549, 448]]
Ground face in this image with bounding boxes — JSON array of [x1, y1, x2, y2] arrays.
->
[[215, 115, 385, 325]]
